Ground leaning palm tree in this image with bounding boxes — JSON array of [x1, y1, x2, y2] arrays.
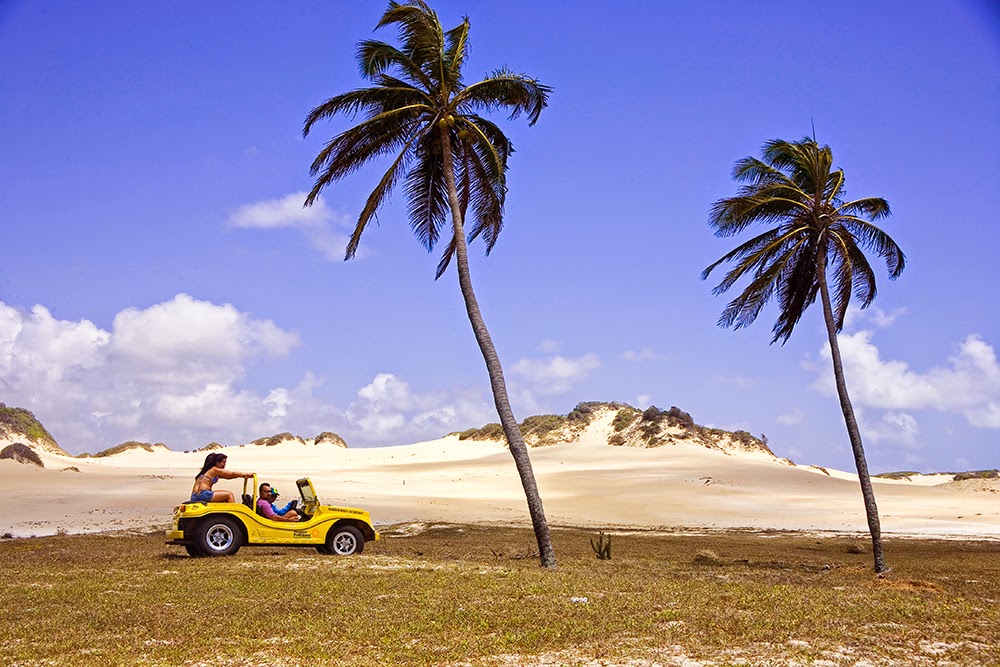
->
[[302, 0, 556, 567], [702, 137, 905, 574]]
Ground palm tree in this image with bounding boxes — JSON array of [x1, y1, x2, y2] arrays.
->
[[302, 0, 556, 567], [702, 137, 905, 574]]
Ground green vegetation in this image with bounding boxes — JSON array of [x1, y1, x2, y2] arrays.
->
[[611, 407, 640, 432], [90, 441, 165, 458], [876, 471, 922, 480], [952, 469, 999, 481], [315, 431, 347, 447], [455, 422, 505, 441], [589, 531, 612, 560], [0, 442, 43, 467], [519, 414, 568, 445], [0, 403, 58, 447], [1, 526, 997, 666], [251, 432, 304, 447]]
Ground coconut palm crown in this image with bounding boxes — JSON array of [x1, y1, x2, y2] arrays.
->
[[702, 137, 905, 344], [302, 1, 557, 568], [303, 0, 551, 278], [702, 136, 906, 574]]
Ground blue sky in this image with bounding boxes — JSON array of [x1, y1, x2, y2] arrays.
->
[[1, 1, 998, 473]]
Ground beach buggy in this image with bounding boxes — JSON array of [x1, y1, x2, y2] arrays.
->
[[166, 475, 379, 557]]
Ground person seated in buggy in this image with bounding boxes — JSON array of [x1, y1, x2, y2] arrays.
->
[[256, 482, 303, 522]]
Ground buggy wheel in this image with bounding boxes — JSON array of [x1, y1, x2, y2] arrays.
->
[[184, 544, 205, 557], [195, 517, 243, 557], [325, 525, 364, 555]]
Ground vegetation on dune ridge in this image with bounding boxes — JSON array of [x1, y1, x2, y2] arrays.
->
[[248, 432, 349, 448], [315, 431, 348, 448], [87, 441, 169, 458], [251, 432, 306, 447], [876, 469, 999, 481], [0, 403, 66, 455], [454, 401, 778, 459]]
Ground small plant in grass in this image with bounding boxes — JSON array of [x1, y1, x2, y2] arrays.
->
[[847, 542, 866, 554], [590, 531, 612, 560], [693, 549, 723, 565]]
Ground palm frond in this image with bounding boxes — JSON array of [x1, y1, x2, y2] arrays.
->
[[455, 71, 552, 125], [403, 135, 449, 252], [303, 86, 429, 136], [771, 241, 820, 343], [343, 147, 412, 260], [836, 196, 891, 221], [443, 17, 470, 89], [434, 236, 457, 279], [709, 192, 809, 236], [377, 2, 447, 88], [731, 157, 794, 186], [306, 105, 426, 186], [355, 40, 430, 89]]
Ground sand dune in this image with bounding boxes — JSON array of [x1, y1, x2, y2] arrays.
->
[[2, 411, 997, 540]]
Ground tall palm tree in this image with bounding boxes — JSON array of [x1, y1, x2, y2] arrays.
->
[[302, 0, 556, 567], [702, 137, 905, 574]]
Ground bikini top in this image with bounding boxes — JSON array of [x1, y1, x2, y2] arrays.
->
[[197, 474, 219, 484]]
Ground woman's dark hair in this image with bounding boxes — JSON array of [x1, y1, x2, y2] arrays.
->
[[196, 452, 227, 479]]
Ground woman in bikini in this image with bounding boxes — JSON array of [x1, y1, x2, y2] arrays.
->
[[190, 452, 254, 503]]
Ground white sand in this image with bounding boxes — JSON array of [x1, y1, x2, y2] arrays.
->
[[2, 420, 998, 540]]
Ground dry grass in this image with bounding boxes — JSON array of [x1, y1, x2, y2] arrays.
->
[[1, 525, 998, 666]]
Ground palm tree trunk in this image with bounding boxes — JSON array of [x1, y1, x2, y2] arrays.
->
[[438, 128, 557, 568], [816, 256, 888, 574]]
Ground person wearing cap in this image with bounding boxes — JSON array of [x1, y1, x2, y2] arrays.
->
[[256, 482, 301, 522]]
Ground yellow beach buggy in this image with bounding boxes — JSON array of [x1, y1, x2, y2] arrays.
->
[[166, 475, 379, 557]]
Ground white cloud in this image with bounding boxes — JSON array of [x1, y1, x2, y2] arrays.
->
[[512, 353, 601, 395], [843, 305, 907, 331], [635, 394, 652, 409], [777, 409, 805, 425], [0, 298, 503, 453], [226, 192, 353, 261], [860, 410, 921, 448], [811, 330, 1000, 430], [622, 347, 664, 362], [537, 339, 561, 353], [0, 295, 300, 452], [715, 374, 756, 388], [345, 373, 494, 443]]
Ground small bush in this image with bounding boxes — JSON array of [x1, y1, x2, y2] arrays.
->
[[847, 542, 867, 555], [0, 443, 43, 467], [612, 409, 639, 432], [693, 549, 724, 565]]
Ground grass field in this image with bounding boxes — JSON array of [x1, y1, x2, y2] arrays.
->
[[2, 524, 998, 666]]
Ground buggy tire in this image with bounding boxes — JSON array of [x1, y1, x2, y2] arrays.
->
[[325, 525, 364, 555], [185, 544, 205, 557], [195, 516, 243, 557]]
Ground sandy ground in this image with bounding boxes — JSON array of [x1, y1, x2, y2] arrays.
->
[[2, 413, 998, 540]]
